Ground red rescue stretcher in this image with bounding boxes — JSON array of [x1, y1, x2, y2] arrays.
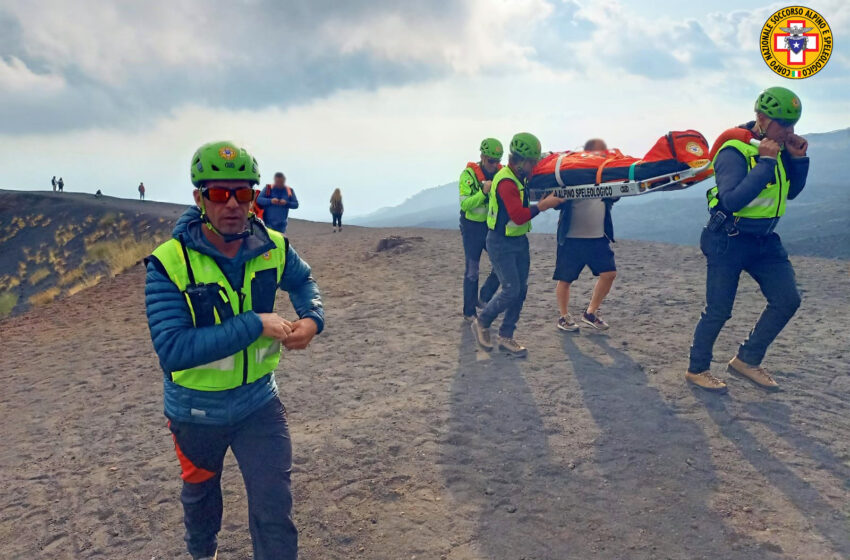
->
[[527, 130, 715, 201]]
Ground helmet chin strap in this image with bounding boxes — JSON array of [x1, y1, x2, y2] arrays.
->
[[199, 199, 254, 242]]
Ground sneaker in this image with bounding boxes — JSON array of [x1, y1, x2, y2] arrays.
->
[[557, 314, 579, 332], [497, 336, 528, 357], [463, 312, 477, 323], [685, 370, 728, 393], [581, 309, 609, 330], [728, 356, 779, 391], [471, 318, 493, 351]]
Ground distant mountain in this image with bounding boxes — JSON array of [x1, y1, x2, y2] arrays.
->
[[349, 128, 850, 259]]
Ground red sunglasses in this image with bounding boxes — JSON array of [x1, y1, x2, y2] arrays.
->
[[201, 187, 256, 204]]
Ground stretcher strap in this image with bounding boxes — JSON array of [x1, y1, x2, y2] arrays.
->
[[595, 157, 617, 185], [554, 152, 568, 187], [628, 160, 644, 182]]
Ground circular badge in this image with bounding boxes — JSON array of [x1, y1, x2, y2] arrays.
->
[[760, 6, 833, 79], [218, 146, 238, 160], [685, 141, 704, 156]]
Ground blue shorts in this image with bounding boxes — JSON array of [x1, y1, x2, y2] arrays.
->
[[553, 237, 616, 283]]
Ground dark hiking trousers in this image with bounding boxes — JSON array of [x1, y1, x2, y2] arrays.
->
[[460, 215, 499, 317], [478, 232, 530, 338], [168, 397, 297, 559], [689, 228, 801, 372]]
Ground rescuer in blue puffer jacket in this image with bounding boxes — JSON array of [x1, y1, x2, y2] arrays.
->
[[144, 141, 323, 560]]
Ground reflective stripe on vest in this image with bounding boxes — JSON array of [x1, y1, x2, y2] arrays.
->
[[487, 166, 531, 237], [706, 139, 789, 219], [151, 231, 287, 391]]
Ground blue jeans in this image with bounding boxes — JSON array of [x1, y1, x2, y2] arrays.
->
[[689, 228, 801, 372], [460, 216, 500, 316], [168, 398, 297, 559], [478, 232, 530, 338]]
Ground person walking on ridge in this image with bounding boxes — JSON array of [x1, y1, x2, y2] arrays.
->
[[330, 188, 343, 232], [256, 172, 299, 233], [471, 132, 564, 356], [145, 141, 324, 559], [459, 138, 503, 321], [554, 138, 619, 333], [686, 87, 809, 394]]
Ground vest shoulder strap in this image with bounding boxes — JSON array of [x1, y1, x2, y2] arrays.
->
[[710, 127, 755, 160], [151, 238, 193, 289], [466, 162, 485, 183]]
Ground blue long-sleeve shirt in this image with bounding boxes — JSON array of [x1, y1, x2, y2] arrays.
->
[[256, 185, 299, 233], [145, 206, 323, 424], [713, 124, 809, 236]]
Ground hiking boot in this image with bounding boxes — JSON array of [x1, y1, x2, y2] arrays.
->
[[497, 336, 528, 357], [471, 318, 493, 351], [581, 309, 609, 330], [557, 314, 579, 332], [685, 370, 728, 393], [728, 356, 779, 391]]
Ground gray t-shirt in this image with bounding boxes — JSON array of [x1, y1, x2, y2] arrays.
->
[[566, 199, 606, 239]]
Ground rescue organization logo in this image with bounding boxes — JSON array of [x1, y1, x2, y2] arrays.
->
[[218, 146, 238, 160], [760, 7, 832, 79], [685, 142, 704, 156]]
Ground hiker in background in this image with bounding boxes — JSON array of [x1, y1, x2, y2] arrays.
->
[[459, 138, 502, 322], [471, 132, 564, 356], [686, 87, 809, 394], [57, 177, 64, 192], [330, 188, 344, 232], [553, 138, 618, 333], [95, 189, 103, 198], [51, 176, 57, 192], [256, 172, 299, 233], [145, 141, 323, 559], [139, 182, 146, 201]]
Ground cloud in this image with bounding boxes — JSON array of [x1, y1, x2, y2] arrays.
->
[[1, 0, 848, 218], [0, 0, 556, 134], [323, 0, 552, 74], [0, 55, 65, 93]]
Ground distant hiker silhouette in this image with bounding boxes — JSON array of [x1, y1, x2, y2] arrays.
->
[[51, 176, 57, 192], [57, 177, 64, 192], [330, 188, 343, 232], [138, 182, 145, 201]]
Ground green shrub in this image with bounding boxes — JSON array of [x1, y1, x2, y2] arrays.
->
[[0, 291, 18, 318]]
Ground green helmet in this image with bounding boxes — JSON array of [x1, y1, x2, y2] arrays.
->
[[480, 138, 504, 159], [190, 141, 260, 187], [755, 87, 802, 126], [509, 132, 542, 160]]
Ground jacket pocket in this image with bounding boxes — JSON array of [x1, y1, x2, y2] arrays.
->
[[251, 268, 279, 313]]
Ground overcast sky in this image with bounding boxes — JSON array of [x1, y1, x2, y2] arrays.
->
[[1, 0, 847, 220]]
